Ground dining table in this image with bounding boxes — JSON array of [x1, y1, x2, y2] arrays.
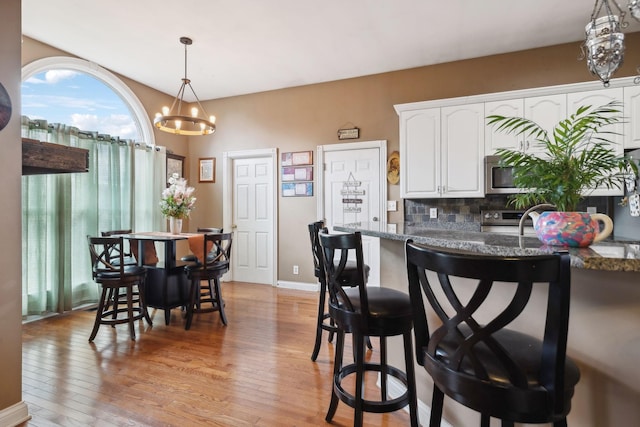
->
[[119, 231, 202, 325]]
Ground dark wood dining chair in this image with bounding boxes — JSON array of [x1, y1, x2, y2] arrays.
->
[[319, 231, 418, 427], [308, 220, 371, 362], [87, 235, 152, 341], [404, 241, 580, 427], [180, 227, 223, 264], [184, 232, 232, 330]]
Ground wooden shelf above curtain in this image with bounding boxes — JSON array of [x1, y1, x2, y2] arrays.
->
[[22, 137, 89, 175]]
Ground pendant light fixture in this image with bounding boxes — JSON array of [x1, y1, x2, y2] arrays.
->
[[581, 0, 627, 86], [154, 37, 216, 136], [626, 1, 640, 83]]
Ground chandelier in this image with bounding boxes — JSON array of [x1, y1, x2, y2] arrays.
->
[[582, 0, 627, 87], [154, 37, 216, 136]]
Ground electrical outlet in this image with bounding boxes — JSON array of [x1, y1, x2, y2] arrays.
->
[[293, 265, 299, 275], [386, 200, 397, 211], [430, 208, 438, 219], [587, 206, 597, 214]]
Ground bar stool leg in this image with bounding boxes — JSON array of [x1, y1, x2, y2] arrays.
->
[[430, 386, 445, 427], [354, 332, 366, 427], [138, 280, 153, 326], [311, 281, 328, 361], [326, 329, 345, 422], [403, 331, 419, 427], [213, 277, 227, 325], [185, 277, 199, 330], [126, 285, 136, 340], [89, 287, 109, 342]]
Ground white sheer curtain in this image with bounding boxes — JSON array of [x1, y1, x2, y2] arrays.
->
[[21, 117, 165, 317], [133, 143, 166, 233]]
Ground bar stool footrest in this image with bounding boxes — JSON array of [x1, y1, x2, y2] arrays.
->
[[334, 362, 410, 414]]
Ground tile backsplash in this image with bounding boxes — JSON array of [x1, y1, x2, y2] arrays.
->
[[404, 196, 611, 230]]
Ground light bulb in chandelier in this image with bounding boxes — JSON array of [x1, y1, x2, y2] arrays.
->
[[153, 37, 217, 136]]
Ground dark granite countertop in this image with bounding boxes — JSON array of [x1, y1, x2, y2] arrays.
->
[[334, 222, 640, 272]]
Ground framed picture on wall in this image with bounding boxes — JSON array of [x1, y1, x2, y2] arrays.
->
[[166, 153, 185, 184], [199, 157, 216, 183], [281, 150, 313, 166], [282, 166, 313, 182], [282, 181, 313, 197]]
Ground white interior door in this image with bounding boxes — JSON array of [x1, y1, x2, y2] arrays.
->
[[223, 149, 277, 285], [318, 141, 386, 286]]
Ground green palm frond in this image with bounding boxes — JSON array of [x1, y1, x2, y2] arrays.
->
[[487, 100, 637, 212]]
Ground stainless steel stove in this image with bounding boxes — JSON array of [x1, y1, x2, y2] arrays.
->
[[480, 210, 536, 235]]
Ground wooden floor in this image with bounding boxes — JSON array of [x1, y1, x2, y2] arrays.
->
[[20, 282, 414, 426]]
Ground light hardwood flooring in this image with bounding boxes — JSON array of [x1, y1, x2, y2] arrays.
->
[[20, 282, 414, 426]]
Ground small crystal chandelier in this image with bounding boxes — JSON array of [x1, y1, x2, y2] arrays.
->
[[581, 0, 627, 86], [154, 37, 216, 136], [626, 1, 640, 83], [629, 0, 640, 19]]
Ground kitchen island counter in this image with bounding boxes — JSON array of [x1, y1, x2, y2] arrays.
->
[[334, 221, 640, 272], [334, 221, 640, 426]]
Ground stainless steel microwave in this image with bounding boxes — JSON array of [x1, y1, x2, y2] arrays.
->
[[485, 155, 519, 194]]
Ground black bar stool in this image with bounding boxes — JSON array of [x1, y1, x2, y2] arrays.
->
[[184, 232, 232, 329], [308, 221, 371, 361], [87, 235, 152, 341], [181, 227, 223, 264], [319, 231, 418, 427], [405, 241, 580, 427]]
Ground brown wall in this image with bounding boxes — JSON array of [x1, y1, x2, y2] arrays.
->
[[189, 33, 640, 285], [5, 18, 640, 421], [20, 33, 640, 286], [0, 0, 24, 416]]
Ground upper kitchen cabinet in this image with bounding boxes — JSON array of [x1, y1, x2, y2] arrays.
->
[[569, 87, 625, 196], [485, 99, 524, 155], [484, 94, 566, 156], [440, 104, 485, 198], [567, 88, 623, 153], [397, 103, 484, 199], [398, 107, 440, 198], [523, 94, 567, 155], [624, 85, 640, 149]]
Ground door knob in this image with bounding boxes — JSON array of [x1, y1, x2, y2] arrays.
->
[[372, 217, 379, 222]]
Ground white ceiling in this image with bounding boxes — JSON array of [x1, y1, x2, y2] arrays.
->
[[21, 0, 639, 101]]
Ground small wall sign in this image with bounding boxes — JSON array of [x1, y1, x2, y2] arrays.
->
[[337, 127, 359, 140]]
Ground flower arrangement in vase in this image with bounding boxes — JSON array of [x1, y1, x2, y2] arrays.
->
[[160, 173, 196, 233]]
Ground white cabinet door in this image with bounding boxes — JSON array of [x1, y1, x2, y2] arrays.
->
[[441, 103, 485, 197], [568, 88, 624, 196], [567, 88, 623, 153], [624, 85, 640, 149], [485, 99, 524, 155], [524, 94, 567, 155], [399, 108, 440, 198]]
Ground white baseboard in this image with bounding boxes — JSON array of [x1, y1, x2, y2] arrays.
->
[[385, 375, 454, 427], [276, 280, 318, 292], [0, 401, 31, 427]]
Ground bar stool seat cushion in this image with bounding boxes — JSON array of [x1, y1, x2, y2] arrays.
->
[[341, 287, 413, 333], [95, 265, 146, 280], [425, 325, 580, 421]]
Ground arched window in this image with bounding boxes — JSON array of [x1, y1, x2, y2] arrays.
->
[[21, 57, 164, 318], [22, 56, 154, 144]]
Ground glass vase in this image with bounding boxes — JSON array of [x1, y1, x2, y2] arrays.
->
[[169, 217, 183, 234]]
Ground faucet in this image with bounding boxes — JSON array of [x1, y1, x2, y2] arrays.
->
[[519, 203, 556, 237]]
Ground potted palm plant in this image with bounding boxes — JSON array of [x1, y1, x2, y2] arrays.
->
[[487, 100, 637, 247]]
